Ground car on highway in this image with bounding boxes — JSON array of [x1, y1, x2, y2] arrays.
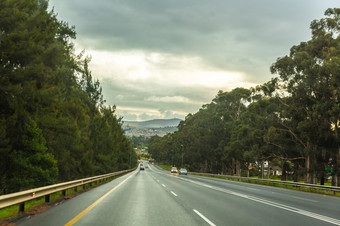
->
[[170, 167, 178, 173], [140, 165, 144, 170], [179, 168, 187, 175]]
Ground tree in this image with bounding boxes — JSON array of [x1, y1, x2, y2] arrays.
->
[[0, 0, 136, 193], [5, 116, 58, 193], [214, 88, 251, 175], [271, 8, 340, 185]]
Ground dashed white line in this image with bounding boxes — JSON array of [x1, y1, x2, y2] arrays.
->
[[193, 209, 216, 226], [162, 184, 166, 187], [171, 191, 178, 197]]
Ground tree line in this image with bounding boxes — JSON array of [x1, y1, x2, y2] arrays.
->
[[0, 0, 137, 194], [148, 8, 340, 186]]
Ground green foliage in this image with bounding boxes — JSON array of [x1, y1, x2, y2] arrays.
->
[[129, 136, 150, 149], [0, 0, 136, 194], [148, 8, 340, 186]]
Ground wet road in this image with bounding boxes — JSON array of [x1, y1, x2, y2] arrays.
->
[[19, 162, 340, 226]]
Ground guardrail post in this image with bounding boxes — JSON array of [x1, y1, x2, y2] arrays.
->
[[45, 195, 50, 203], [62, 190, 66, 196], [19, 202, 25, 212], [74, 186, 77, 192]]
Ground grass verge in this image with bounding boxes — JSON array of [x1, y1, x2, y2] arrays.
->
[[190, 173, 340, 197], [157, 164, 173, 171]]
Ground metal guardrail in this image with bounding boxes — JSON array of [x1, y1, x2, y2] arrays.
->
[[189, 172, 340, 195], [0, 168, 135, 211]]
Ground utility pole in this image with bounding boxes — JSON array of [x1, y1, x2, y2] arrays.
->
[[129, 148, 132, 168], [181, 144, 184, 168], [172, 149, 174, 166]]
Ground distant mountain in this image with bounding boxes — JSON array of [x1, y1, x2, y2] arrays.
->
[[123, 118, 182, 129]]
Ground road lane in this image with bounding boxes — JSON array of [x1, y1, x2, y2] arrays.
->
[[18, 162, 340, 226], [19, 165, 203, 226], [180, 173, 340, 220], [73, 167, 201, 226], [18, 171, 139, 226], [148, 164, 340, 225]]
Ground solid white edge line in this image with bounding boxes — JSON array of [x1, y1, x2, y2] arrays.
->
[[171, 191, 178, 197], [179, 177, 340, 226], [193, 209, 216, 226]]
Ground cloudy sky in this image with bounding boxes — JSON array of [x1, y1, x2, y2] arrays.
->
[[48, 0, 337, 121]]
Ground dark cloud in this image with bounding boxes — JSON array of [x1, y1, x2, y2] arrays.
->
[[100, 77, 213, 120], [49, 0, 338, 120]]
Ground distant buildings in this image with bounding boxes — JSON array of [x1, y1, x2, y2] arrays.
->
[[124, 127, 177, 137]]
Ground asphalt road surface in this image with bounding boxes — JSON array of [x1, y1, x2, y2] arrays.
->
[[18, 161, 340, 226]]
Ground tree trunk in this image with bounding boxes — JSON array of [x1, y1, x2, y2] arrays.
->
[[312, 170, 316, 184], [337, 147, 340, 187], [332, 170, 336, 186], [293, 161, 299, 182], [320, 171, 325, 185], [231, 158, 235, 176], [222, 164, 226, 175], [236, 160, 240, 177], [305, 154, 310, 183], [261, 161, 264, 179], [335, 126, 340, 187], [281, 161, 287, 181], [246, 162, 250, 177], [267, 161, 270, 179]]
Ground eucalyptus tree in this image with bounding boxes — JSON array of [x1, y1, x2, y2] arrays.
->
[[263, 97, 306, 181], [270, 8, 340, 185], [213, 88, 251, 175]]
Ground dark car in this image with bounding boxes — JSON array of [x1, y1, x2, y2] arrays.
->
[[140, 165, 144, 170], [179, 168, 187, 175]]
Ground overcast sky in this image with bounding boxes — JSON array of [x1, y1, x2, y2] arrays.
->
[[48, 0, 337, 121]]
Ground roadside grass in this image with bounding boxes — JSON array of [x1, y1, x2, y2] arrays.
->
[[249, 176, 332, 186], [157, 164, 173, 171], [0, 175, 122, 223], [190, 173, 340, 197]]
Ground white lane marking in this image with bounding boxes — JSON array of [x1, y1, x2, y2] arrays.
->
[[171, 191, 178, 197], [157, 180, 159, 182], [162, 184, 166, 187], [193, 209, 216, 226], [178, 177, 340, 225], [291, 196, 318, 203]]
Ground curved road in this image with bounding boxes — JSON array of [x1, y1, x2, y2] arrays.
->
[[19, 161, 340, 226]]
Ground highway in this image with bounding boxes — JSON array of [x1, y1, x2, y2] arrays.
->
[[19, 161, 340, 226]]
